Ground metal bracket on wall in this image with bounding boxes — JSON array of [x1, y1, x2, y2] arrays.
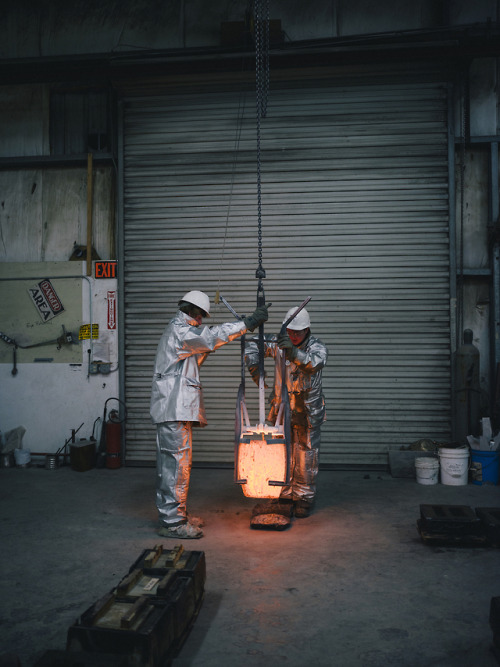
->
[[0, 325, 77, 376]]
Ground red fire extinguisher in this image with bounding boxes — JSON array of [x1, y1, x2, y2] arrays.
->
[[97, 398, 127, 469], [106, 409, 122, 469]]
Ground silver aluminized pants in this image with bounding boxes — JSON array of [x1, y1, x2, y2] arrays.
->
[[156, 421, 192, 527], [279, 422, 321, 504]]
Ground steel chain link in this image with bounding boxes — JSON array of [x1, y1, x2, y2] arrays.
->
[[254, 0, 269, 283]]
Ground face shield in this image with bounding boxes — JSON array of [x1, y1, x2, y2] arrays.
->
[[286, 327, 309, 346]]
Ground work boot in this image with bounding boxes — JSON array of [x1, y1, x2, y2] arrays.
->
[[187, 515, 205, 527], [158, 521, 203, 539], [259, 498, 293, 514], [294, 500, 312, 518]]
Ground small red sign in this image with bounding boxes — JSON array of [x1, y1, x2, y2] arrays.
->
[[107, 291, 117, 330], [39, 279, 64, 313], [95, 261, 117, 279], [28, 279, 65, 322]]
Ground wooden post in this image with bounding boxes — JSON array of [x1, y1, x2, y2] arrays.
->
[[86, 152, 93, 277]]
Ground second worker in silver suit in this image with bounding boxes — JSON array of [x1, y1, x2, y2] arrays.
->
[[245, 307, 328, 518], [150, 290, 269, 539]]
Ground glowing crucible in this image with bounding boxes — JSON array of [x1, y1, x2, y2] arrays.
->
[[236, 424, 287, 498]]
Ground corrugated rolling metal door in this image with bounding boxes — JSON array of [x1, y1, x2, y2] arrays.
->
[[121, 69, 451, 466]]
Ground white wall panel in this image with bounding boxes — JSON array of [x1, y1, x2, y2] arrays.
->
[[0, 262, 119, 454]]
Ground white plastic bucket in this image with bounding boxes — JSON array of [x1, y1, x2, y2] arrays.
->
[[14, 448, 31, 467], [439, 447, 469, 486], [415, 457, 439, 485]]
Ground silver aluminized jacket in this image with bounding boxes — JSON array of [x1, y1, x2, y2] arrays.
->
[[150, 310, 247, 425], [245, 332, 328, 503], [151, 310, 247, 527], [245, 333, 327, 428]]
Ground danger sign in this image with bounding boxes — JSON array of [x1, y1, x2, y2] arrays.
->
[[28, 279, 65, 322]]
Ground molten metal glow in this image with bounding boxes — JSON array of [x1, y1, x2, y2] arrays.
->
[[238, 437, 287, 498]]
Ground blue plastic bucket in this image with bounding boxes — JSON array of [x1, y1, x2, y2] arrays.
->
[[470, 449, 499, 485]]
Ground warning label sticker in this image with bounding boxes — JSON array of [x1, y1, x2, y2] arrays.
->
[[28, 279, 65, 322], [79, 324, 99, 340]]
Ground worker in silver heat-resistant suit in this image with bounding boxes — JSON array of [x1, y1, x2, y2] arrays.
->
[[150, 290, 269, 539], [245, 307, 327, 518]]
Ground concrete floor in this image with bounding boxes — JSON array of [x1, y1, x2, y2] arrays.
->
[[0, 462, 499, 667]]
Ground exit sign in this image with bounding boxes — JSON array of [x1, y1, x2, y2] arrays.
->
[[95, 261, 117, 279]]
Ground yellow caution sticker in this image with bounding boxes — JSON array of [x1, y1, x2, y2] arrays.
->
[[79, 324, 99, 340]]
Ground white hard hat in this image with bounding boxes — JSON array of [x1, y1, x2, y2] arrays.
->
[[179, 290, 211, 317], [283, 306, 310, 330]]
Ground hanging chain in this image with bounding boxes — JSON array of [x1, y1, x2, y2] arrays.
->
[[254, 0, 270, 290], [254, 0, 270, 393]]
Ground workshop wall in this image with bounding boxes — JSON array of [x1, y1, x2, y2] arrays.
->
[[454, 143, 493, 415], [0, 165, 115, 263], [0, 0, 496, 56], [0, 79, 117, 454], [452, 55, 499, 415], [0, 0, 499, 459], [0, 83, 116, 454], [0, 262, 83, 365], [0, 262, 118, 455]]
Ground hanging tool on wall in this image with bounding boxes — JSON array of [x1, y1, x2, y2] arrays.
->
[[0, 325, 77, 376]]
